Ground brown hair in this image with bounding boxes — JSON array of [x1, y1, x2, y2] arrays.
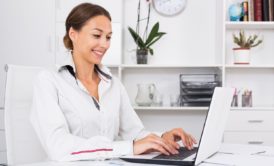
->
[[63, 3, 111, 50]]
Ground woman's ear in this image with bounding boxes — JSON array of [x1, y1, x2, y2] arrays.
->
[[68, 27, 77, 42]]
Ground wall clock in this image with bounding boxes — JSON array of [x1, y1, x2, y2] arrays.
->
[[152, 0, 187, 17]]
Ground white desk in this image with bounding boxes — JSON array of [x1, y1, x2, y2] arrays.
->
[[19, 144, 274, 166]]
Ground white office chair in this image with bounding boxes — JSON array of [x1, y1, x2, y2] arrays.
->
[[4, 64, 47, 165]]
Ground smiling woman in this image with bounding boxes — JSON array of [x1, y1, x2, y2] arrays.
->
[[30, 2, 196, 162]]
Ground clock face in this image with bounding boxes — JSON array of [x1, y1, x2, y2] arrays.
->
[[152, 0, 187, 16]]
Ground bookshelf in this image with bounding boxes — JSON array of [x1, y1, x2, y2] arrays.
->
[[223, 0, 274, 146], [226, 21, 274, 29]]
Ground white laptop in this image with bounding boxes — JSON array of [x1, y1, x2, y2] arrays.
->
[[120, 87, 234, 166]]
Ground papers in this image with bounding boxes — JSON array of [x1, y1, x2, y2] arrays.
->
[[202, 144, 274, 166]]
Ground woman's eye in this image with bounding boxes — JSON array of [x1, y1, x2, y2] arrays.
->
[[106, 36, 112, 41], [92, 34, 101, 38]]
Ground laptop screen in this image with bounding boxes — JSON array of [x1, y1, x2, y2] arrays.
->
[[194, 87, 234, 165]]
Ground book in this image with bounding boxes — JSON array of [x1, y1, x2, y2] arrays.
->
[[242, 1, 249, 21], [249, 0, 255, 21], [254, 0, 263, 21], [263, 0, 269, 21], [269, 0, 274, 21]]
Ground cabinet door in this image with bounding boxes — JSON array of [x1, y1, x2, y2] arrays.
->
[[0, 0, 55, 107], [226, 111, 274, 131], [0, 151, 7, 164], [0, 131, 6, 152], [224, 131, 274, 146], [56, 0, 122, 22], [0, 110, 4, 130]]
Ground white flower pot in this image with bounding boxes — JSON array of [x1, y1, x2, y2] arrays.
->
[[233, 48, 250, 64]]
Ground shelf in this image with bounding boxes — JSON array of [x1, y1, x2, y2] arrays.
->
[[105, 64, 120, 68], [133, 106, 208, 111], [231, 107, 274, 111], [225, 65, 274, 69], [226, 21, 274, 29], [107, 64, 274, 69], [121, 64, 222, 69]]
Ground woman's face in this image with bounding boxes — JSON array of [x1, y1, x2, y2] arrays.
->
[[70, 15, 112, 65]]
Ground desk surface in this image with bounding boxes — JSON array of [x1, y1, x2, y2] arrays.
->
[[19, 144, 274, 166]]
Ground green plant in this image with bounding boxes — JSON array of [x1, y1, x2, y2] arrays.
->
[[233, 30, 263, 49], [128, 22, 166, 55]]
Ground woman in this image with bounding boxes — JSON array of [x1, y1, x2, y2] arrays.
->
[[30, 3, 196, 161]]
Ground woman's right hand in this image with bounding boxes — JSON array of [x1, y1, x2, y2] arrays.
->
[[133, 134, 179, 155]]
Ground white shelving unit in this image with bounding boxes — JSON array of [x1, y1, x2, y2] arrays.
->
[[226, 21, 274, 29], [231, 107, 274, 111], [223, 0, 274, 146], [121, 64, 223, 69], [225, 65, 274, 68]]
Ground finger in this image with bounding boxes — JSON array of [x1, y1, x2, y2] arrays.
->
[[172, 129, 192, 150], [151, 136, 177, 154], [154, 138, 176, 154], [185, 135, 192, 150], [175, 131, 188, 148], [181, 133, 192, 150], [183, 134, 193, 150], [187, 135, 197, 149], [152, 143, 170, 155], [167, 140, 180, 150], [191, 136, 196, 148], [188, 136, 193, 149], [190, 135, 197, 144], [166, 140, 179, 154]]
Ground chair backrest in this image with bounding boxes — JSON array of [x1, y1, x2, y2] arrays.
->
[[4, 64, 47, 165]]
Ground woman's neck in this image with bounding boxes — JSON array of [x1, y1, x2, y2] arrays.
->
[[72, 54, 98, 82]]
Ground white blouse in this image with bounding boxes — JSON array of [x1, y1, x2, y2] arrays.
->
[[30, 55, 152, 161]]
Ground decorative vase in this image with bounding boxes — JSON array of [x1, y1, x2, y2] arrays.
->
[[136, 49, 148, 64], [233, 48, 250, 64]]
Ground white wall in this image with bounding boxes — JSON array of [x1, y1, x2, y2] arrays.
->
[[122, 0, 219, 138], [123, 0, 219, 65], [0, 0, 56, 108]]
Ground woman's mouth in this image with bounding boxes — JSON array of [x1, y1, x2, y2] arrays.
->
[[92, 50, 104, 59]]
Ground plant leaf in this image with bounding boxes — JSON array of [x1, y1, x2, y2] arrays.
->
[[251, 40, 263, 48], [233, 34, 240, 47], [147, 33, 165, 48], [145, 22, 160, 45], [148, 48, 154, 55], [233, 30, 263, 49], [128, 26, 145, 48]]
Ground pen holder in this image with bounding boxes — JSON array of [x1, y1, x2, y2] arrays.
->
[[242, 94, 252, 107]]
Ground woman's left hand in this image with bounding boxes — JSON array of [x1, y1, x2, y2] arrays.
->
[[161, 128, 197, 150]]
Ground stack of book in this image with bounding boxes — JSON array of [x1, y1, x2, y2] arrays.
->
[[231, 0, 274, 21]]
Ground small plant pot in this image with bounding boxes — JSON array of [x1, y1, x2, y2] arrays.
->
[[233, 48, 250, 64], [136, 49, 148, 64]]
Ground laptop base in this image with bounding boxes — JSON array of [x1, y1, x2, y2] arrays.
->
[[121, 158, 194, 166]]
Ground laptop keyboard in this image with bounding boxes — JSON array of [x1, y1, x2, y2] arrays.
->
[[153, 147, 198, 160]]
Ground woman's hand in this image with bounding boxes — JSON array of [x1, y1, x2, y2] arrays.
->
[[133, 133, 179, 155], [161, 128, 197, 150]]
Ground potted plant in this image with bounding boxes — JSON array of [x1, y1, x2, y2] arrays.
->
[[232, 30, 263, 64], [128, 0, 166, 64], [128, 22, 166, 64]]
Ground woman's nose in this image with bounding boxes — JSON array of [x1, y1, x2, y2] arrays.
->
[[99, 38, 110, 49]]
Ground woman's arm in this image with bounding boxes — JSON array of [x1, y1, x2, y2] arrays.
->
[[118, 82, 178, 155]]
